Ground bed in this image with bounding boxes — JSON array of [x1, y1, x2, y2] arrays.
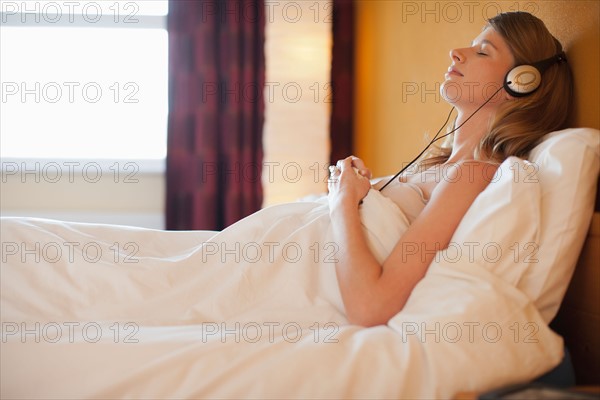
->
[[1, 127, 598, 399]]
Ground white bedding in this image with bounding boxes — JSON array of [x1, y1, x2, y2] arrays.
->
[[0, 181, 564, 399]]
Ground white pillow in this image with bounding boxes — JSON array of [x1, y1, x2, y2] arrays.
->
[[388, 160, 564, 393], [440, 128, 599, 324], [434, 157, 542, 288], [519, 128, 599, 322]]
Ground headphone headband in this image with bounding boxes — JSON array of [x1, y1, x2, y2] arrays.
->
[[504, 52, 567, 97], [532, 51, 567, 72]]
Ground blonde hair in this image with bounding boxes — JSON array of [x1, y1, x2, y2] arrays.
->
[[419, 12, 573, 169]]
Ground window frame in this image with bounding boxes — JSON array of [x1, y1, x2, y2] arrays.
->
[[0, 1, 169, 173]]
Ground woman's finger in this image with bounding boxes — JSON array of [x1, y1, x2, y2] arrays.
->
[[349, 156, 372, 179]]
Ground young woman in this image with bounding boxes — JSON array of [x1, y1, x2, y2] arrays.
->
[[327, 11, 573, 327]]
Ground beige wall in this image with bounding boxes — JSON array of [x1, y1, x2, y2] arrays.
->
[[354, 0, 600, 177]]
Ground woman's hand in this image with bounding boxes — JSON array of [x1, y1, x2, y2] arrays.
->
[[346, 156, 372, 180], [328, 156, 372, 209]]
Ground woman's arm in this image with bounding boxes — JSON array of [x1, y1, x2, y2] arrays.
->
[[328, 157, 498, 327]]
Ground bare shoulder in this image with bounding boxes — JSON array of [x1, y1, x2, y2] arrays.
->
[[438, 160, 499, 184]]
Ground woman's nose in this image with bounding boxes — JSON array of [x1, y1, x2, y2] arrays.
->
[[449, 48, 464, 63]]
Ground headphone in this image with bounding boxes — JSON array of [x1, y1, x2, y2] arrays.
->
[[504, 52, 567, 97]]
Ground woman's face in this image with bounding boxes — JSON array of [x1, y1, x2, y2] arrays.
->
[[441, 27, 515, 109]]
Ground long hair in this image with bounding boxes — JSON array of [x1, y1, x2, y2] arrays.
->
[[482, 12, 573, 161], [419, 12, 573, 169]]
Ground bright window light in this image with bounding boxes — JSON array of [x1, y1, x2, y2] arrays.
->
[[0, 1, 168, 160]]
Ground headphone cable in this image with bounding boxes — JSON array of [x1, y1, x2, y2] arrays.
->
[[378, 84, 506, 191]]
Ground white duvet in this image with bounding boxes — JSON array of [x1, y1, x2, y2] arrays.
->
[[0, 188, 563, 399]]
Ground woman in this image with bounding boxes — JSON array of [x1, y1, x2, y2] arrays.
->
[[327, 11, 573, 327]]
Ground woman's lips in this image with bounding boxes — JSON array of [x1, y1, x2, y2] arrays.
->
[[446, 66, 463, 77]]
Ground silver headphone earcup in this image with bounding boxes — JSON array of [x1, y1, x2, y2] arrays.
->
[[504, 65, 542, 97]]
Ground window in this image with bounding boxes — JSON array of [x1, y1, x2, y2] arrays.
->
[[0, 0, 169, 160]]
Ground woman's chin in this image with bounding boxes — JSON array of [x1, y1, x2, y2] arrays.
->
[[440, 80, 462, 104]]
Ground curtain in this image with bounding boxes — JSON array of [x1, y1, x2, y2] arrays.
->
[[329, 0, 355, 164], [166, 0, 265, 230]]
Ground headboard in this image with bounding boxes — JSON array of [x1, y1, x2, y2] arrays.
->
[[550, 198, 600, 384]]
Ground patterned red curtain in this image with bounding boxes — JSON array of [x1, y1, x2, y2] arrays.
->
[[329, 0, 355, 164], [166, 0, 265, 230]]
